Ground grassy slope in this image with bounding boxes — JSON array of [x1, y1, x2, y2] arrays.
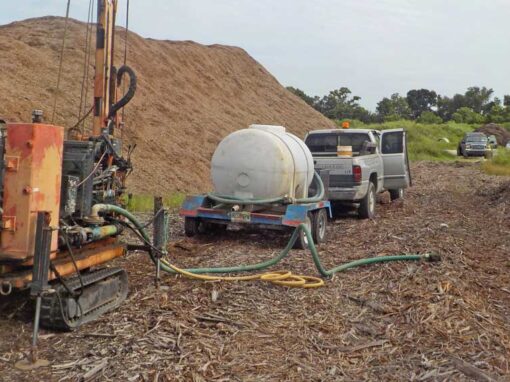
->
[[346, 119, 510, 176], [345, 120, 475, 161]]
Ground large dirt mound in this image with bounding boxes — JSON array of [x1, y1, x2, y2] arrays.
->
[[0, 17, 334, 194], [475, 123, 510, 146]]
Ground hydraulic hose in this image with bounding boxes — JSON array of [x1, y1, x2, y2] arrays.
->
[[207, 170, 325, 205], [108, 65, 137, 119], [92, 204, 440, 288]]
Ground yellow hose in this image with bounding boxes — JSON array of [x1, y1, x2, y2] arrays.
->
[[160, 259, 325, 288]]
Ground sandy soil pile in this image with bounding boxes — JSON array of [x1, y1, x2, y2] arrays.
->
[[476, 123, 510, 146], [0, 17, 334, 194]]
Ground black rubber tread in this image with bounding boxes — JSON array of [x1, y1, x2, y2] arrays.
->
[[311, 209, 328, 245], [358, 182, 376, 219], [40, 267, 128, 331], [293, 215, 312, 250], [184, 217, 200, 237]]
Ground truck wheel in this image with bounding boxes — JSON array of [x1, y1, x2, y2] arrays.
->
[[457, 146, 461, 156], [389, 188, 404, 201], [312, 209, 327, 244], [293, 215, 312, 250], [184, 217, 200, 237], [358, 182, 376, 219]]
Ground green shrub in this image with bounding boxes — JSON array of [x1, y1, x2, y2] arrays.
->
[[417, 111, 443, 124], [451, 107, 485, 124]]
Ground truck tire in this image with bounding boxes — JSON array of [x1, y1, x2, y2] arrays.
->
[[293, 215, 312, 250], [389, 188, 404, 201], [184, 217, 200, 237], [312, 209, 327, 244], [358, 182, 376, 219]]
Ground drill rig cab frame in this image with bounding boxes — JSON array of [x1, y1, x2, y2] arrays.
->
[[0, 0, 137, 330]]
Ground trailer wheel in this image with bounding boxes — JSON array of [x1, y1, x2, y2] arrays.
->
[[312, 209, 327, 244], [359, 182, 376, 219], [184, 217, 200, 237], [205, 222, 228, 234], [293, 215, 312, 250]]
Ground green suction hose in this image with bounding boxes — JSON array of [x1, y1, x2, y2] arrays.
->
[[92, 204, 440, 282], [163, 222, 439, 277]]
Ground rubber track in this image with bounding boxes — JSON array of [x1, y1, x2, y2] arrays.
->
[[40, 267, 128, 331]]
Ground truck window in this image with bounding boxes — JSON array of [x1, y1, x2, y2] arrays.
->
[[381, 131, 403, 154], [466, 135, 487, 143], [305, 134, 337, 153], [338, 133, 371, 155]]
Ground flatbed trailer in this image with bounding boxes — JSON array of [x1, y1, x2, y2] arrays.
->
[[179, 195, 332, 249]]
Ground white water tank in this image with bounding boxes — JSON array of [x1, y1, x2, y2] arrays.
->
[[211, 125, 314, 200]]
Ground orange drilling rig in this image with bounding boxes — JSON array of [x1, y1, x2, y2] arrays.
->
[[0, 0, 144, 332]]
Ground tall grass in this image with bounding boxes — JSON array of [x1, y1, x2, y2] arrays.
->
[[126, 193, 186, 212], [482, 149, 510, 176]]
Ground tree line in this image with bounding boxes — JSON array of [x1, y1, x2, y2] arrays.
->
[[286, 86, 510, 124]]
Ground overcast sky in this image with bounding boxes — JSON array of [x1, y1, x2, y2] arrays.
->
[[1, 0, 508, 110]]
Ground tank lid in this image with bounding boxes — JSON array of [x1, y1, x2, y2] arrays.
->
[[249, 124, 286, 133]]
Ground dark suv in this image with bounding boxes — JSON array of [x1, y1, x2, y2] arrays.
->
[[458, 133, 489, 158]]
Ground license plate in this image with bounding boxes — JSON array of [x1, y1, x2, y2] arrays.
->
[[230, 211, 251, 223]]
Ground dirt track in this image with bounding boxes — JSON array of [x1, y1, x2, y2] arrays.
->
[[0, 161, 509, 381]]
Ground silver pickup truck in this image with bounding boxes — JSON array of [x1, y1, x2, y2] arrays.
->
[[305, 128, 411, 219]]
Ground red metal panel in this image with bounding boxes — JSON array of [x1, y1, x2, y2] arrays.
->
[[0, 123, 64, 261]]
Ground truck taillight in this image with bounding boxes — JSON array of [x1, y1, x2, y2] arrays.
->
[[353, 165, 362, 184]]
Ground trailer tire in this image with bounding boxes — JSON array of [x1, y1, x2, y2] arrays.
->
[[293, 215, 312, 250], [359, 182, 376, 219], [184, 217, 200, 237], [312, 209, 327, 244], [205, 222, 228, 234]]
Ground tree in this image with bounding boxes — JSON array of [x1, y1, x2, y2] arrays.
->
[[286, 87, 316, 107], [437, 95, 454, 121], [406, 89, 438, 119], [376, 93, 411, 121], [486, 104, 510, 123], [417, 111, 442, 124], [315, 87, 374, 123], [451, 107, 485, 124], [463, 86, 494, 114]]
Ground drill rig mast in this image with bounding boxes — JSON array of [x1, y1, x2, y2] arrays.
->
[[0, 0, 137, 330]]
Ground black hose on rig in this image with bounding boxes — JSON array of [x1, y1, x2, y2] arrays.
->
[[108, 65, 137, 119]]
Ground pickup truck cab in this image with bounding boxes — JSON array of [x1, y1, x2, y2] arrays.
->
[[305, 128, 411, 218]]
